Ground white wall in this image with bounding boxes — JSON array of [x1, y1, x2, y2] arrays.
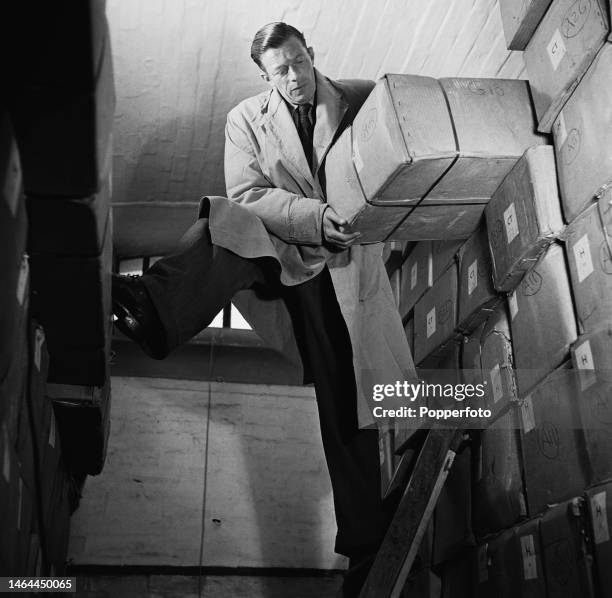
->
[[107, 0, 525, 204], [69, 378, 345, 569]]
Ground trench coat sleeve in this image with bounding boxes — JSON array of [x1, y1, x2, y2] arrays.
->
[[224, 108, 327, 246]]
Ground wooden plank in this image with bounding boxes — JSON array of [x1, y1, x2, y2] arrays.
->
[[359, 428, 465, 598]]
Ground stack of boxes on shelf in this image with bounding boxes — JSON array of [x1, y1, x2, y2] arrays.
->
[[325, 74, 546, 242], [2, 0, 115, 575], [375, 1, 612, 594]]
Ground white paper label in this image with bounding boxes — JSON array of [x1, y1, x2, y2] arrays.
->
[[49, 412, 56, 449], [573, 234, 594, 282], [426, 307, 436, 338], [2, 428, 10, 483], [521, 395, 536, 434], [575, 340, 595, 370], [490, 363, 503, 403], [520, 535, 538, 580], [504, 203, 519, 244], [575, 339, 597, 391], [591, 491, 610, 544], [509, 291, 519, 320], [16, 256, 28, 306], [411, 262, 418, 290], [555, 111, 568, 146], [468, 259, 478, 295], [547, 29, 567, 71], [34, 327, 44, 371]]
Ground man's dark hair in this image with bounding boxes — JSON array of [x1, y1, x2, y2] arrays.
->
[[250, 22, 308, 70]]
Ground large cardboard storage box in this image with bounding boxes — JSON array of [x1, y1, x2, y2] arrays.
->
[[432, 240, 463, 282], [524, 0, 609, 132], [500, 0, 553, 50], [414, 263, 459, 364], [479, 306, 518, 421], [399, 241, 432, 318], [519, 364, 589, 515], [540, 499, 595, 598], [327, 76, 543, 241], [0, 112, 28, 383], [552, 43, 612, 223], [564, 195, 612, 332], [49, 379, 111, 475], [472, 410, 526, 538], [474, 531, 516, 598], [586, 481, 612, 598], [349, 74, 456, 203], [9, 21, 115, 196], [30, 222, 112, 386], [508, 243, 577, 395], [457, 225, 500, 333], [27, 178, 111, 257], [485, 146, 563, 292], [571, 326, 612, 484]]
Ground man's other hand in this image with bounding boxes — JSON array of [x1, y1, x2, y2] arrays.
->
[[322, 207, 361, 248]]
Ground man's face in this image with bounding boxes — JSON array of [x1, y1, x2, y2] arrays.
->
[[260, 36, 316, 105]]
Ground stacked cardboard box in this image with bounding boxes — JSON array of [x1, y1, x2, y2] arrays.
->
[[8, 2, 115, 196], [325, 75, 545, 241], [524, 0, 609, 132]]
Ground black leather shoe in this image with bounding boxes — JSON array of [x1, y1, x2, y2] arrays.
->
[[112, 274, 168, 359]]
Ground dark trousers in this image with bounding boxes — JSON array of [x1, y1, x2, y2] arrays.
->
[[140, 218, 387, 557]]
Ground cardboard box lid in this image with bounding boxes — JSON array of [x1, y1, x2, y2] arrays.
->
[[552, 42, 612, 222]]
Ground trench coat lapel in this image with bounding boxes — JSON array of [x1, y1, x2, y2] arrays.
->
[[312, 70, 348, 178], [259, 69, 348, 188], [261, 89, 314, 187]]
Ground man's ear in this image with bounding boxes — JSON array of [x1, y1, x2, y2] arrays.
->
[[307, 46, 314, 63]]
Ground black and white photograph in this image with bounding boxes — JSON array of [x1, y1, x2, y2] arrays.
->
[[1, 0, 612, 596]]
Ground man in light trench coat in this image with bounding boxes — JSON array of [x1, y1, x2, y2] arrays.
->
[[112, 21, 417, 597]]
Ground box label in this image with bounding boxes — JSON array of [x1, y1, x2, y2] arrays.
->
[[509, 291, 519, 319], [426, 307, 436, 338], [521, 395, 536, 433], [16, 256, 28, 306], [554, 111, 568, 146], [490, 363, 503, 403], [575, 339, 597, 391], [547, 29, 567, 71], [504, 203, 519, 244], [573, 234, 594, 282], [591, 491, 610, 544], [468, 259, 478, 295], [411, 262, 418, 290], [520, 534, 538, 580]]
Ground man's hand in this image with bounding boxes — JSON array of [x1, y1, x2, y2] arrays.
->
[[322, 207, 361, 248]]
